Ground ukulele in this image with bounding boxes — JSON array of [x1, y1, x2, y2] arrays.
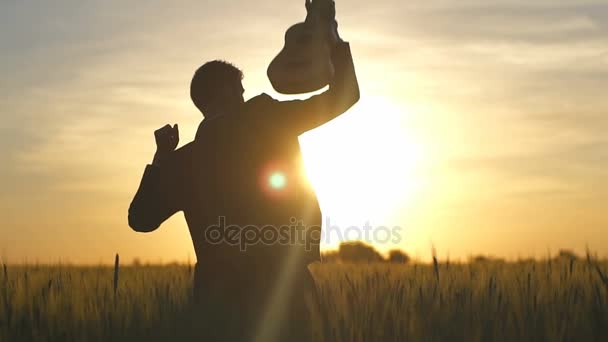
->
[[267, 0, 338, 94]]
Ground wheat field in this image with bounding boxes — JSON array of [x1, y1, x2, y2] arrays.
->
[[1, 256, 607, 342]]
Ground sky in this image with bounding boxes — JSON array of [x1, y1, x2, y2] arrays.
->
[[1, 0, 607, 263]]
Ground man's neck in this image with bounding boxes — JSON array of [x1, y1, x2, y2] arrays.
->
[[204, 102, 243, 121], [196, 108, 233, 140], [203, 112, 223, 121]]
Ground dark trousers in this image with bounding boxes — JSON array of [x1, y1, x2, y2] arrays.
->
[[184, 262, 317, 342]]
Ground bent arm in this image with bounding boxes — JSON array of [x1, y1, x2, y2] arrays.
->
[[276, 41, 360, 134], [128, 159, 183, 232], [323, 41, 360, 118]]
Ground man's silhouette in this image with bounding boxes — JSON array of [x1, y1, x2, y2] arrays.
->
[[128, 20, 358, 341]]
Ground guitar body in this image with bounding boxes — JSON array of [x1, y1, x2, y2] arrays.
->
[[267, 0, 336, 94]]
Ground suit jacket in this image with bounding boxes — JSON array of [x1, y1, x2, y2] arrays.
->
[[128, 42, 359, 303]]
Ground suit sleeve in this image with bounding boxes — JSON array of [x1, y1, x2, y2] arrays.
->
[[271, 41, 360, 135], [128, 151, 187, 232]]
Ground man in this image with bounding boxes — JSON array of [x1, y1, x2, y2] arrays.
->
[[128, 19, 358, 341]]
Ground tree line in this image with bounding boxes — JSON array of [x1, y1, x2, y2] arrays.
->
[[321, 241, 410, 264]]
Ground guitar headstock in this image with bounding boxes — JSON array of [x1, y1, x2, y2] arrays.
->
[[305, 0, 336, 24]]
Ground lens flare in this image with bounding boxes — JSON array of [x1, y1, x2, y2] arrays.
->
[[269, 172, 287, 190]]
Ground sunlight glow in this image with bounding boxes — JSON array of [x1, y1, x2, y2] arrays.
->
[[299, 96, 428, 249]]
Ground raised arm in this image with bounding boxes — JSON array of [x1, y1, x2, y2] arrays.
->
[[128, 124, 186, 232], [272, 22, 360, 134]]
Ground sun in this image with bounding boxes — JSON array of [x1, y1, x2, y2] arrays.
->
[[298, 96, 426, 249]]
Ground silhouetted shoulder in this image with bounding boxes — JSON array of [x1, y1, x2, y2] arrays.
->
[[243, 93, 287, 123], [246, 93, 277, 108], [168, 141, 196, 164]]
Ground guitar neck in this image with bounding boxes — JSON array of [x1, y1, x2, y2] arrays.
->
[[305, 0, 336, 24]]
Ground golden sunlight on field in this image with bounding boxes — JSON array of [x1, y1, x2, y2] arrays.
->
[[4, 255, 608, 341]]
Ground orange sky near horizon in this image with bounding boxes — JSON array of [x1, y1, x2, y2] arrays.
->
[[1, 0, 607, 264]]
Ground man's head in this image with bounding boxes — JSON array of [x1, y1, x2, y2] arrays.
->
[[190, 60, 245, 118]]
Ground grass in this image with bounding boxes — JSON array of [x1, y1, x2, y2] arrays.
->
[[1, 256, 607, 342]]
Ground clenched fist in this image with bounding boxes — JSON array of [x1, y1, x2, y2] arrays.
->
[[152, 124, 179, 166]]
